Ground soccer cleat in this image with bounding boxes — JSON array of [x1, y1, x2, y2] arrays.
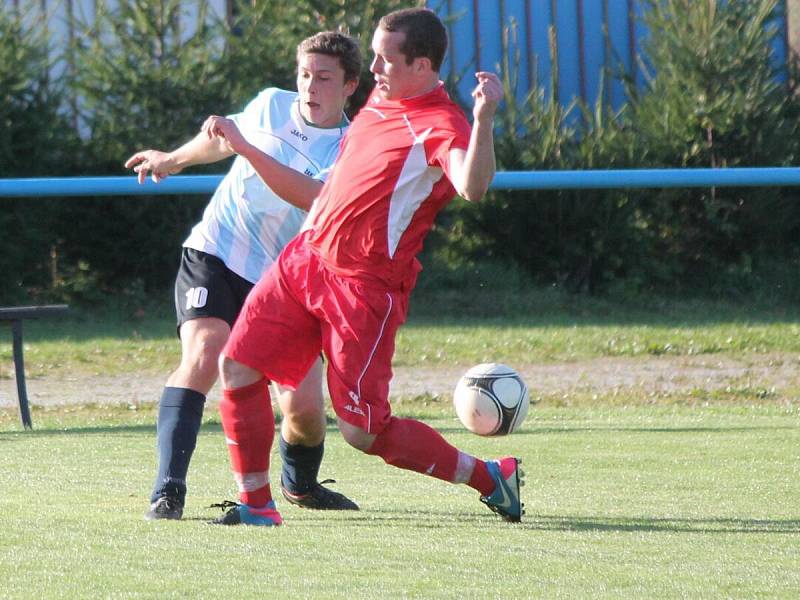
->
[[480, 457, 523, 523], [144, 496, 183, 521], [280, 478, 359, 510], [208, 500, 283, 526]]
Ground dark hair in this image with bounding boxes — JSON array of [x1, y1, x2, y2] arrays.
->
[[378, 8, 447, 72], [297, 31, 362, 83]]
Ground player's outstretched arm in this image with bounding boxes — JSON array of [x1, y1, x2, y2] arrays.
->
[[203, 115, 323, 211], [124, 129, 234, 185], [448, 71, 504, 202]]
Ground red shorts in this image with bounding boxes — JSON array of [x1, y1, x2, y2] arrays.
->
[[224, 236, 410, 434]]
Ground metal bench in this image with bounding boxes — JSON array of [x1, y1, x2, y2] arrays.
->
[[0, 304, 69, 429]]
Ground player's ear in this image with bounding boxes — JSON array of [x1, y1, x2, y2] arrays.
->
[[415, 56, 433, 74], [343, 78, 359, 98]]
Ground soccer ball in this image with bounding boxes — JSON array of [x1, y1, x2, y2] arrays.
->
[[453, 363, 529, 436]]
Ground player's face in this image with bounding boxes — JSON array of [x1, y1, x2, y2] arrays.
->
[[370, 28, 422, 100], [296, 52, 355, 128]]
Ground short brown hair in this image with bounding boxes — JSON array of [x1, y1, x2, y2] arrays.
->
[[297, 31, 362, 83], [378, 8, 447, 72]]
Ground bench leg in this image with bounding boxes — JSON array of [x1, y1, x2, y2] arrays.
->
[[11, 320, 33, 429]]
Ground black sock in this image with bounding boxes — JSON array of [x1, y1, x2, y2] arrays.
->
[[150, 387, 205, 504], [279, 436, 324, 494]]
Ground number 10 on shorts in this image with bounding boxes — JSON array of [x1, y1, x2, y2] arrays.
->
[[185, 286, 208, 310]]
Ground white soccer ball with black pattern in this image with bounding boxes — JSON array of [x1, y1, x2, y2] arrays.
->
[[453, 363, 529, 436]]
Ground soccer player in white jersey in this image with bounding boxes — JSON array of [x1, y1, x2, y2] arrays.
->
[[124, 32, 362, 520]]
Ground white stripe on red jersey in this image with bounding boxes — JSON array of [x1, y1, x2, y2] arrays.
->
[[304, 84, 471, 290]]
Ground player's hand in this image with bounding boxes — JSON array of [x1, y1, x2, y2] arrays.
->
[[471, 71, 503, 123], [201, 115, 251, 156], [124, 149, 180, 184]]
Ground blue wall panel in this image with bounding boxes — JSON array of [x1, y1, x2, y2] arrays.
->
[[770, 5, 789, 81], [630, 0, 649, 88], [503, 0, 534, 102], [440, 0, 476, 86], [581, 0, 605, 109], [475, 0, 504, 74], [529, 0, 554, 95], [604, 0, 634, 109], [436, 1, 790, 111], [554, 0, 581, 106]]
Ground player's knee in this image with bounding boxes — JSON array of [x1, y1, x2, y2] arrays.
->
[[337, 417, 375, 452], [218, 354, 261, 389], [281, 393, 325, 426], [218, 354, 239, 384], [183, 328, 227, 374], [186, 343, 223, 380]]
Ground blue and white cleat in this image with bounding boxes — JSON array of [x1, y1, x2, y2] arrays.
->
[[209, 500, 283, 526], [480, 457, 524, 523]]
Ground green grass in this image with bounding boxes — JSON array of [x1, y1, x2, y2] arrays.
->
[[0, 404, 798, 598], [1, 292, 799, 597], [3, 292, 800, 378]]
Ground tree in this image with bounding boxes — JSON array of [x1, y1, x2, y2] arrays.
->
[[625, 0, 800, 293], [0, 6, 81, 303], [443, 0, 800, 296], [60, 0, 233, 294]]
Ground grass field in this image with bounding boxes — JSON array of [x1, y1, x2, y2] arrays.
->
[[4, 292, 800, 379], [0, 404, 798, 598], [1, 294, 799, 598]]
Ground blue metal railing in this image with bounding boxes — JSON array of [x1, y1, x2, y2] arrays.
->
[[1, 168, 800, 197]]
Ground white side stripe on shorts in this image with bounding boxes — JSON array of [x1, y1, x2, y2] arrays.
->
[[354, 292, 393, 420]]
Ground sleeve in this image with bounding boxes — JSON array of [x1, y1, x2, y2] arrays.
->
[[428, 112, 471, 181], [228, 88, 276, 130], [315, 165, 334, 182]]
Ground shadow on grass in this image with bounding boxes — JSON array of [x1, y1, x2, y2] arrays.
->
[[0, 422, 218, 436], [532, 514, 800, 534], [2, 419, 796, 437], [427, 424, 800, 435], [292, 509, 800, 534], [0, 421, 356, 437]]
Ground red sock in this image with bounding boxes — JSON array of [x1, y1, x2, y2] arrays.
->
[[468, 460, 495, 496], [365, 417, 459, 483], [219, 378, 274, 507]]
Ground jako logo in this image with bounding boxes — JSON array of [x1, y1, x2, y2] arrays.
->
[[291, 129, 308, 142]]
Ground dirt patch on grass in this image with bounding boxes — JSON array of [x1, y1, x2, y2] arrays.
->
[[2, 353, 799, 408]]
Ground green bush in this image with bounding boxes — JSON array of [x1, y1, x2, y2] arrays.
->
[[37, 0, 417, 302], [70, 0, 234, 167], [220, 0, 419, 116], [0, 7, 79, 176], [435, 33, 642, 293], [623, 0, 800, 293], [3, 0, 800, 305], [0, 7, 83, 303], [441, 0, 800, 297]]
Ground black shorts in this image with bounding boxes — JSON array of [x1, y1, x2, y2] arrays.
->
[[173, 248, 255, 336]]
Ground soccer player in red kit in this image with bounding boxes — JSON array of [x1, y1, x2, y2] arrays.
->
[[212, 7, 521, 526]]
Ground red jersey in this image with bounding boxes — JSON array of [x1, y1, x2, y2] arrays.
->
[[303, 83, 472, 290]]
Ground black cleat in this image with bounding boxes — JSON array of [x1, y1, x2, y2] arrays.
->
[[281, 478, 359, 510], [208, 500, 282, 526], [145, 496, 184, 521]]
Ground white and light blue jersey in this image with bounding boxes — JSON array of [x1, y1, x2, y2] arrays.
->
[[183, 88, 347, 283]]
